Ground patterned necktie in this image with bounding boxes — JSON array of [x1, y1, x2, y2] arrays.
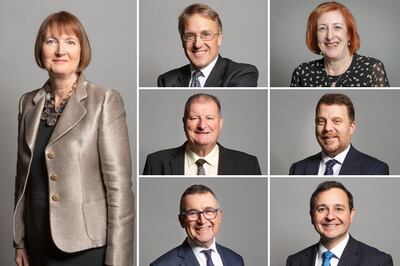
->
[[190, 70, 202, 87], [202, 249, 215, 266], [322, 250, 334, 266], [324, 159, 337, 175], [195, 159, 206, 175]]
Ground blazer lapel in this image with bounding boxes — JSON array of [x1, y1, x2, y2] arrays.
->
[[47, 77, 87, 146], [204, 55, 225, 87], [305, 153, 321, 175], [217, 144, 230, 175], [177, 66, 191, 87], [339, 145, 359, 175], [178, 240, 200, 266], [170, 144, 185, 175], [24, 88, 47, 153], [338, 236, 360, 266]]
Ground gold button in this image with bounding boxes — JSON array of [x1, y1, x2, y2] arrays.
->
[[50, 174, 58, 181], [52, 194, 60, 201], [47, 151, 55, 159]]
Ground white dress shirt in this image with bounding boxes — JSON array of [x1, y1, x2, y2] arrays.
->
[[187, 237, 224, 266], [184, 144, 219, 175], [318, 145, 351, 175], [189, 56, 218, 87], [315, 233, 350, 266]]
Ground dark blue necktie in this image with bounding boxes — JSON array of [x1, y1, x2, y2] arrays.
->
[[202, 249, 215, 266], [324, 159, 337, 175], [190, 70, 202, 87], [322, 250, 334, 266]]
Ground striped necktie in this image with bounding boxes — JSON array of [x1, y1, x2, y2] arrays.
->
[[190, 70, 202, 87]]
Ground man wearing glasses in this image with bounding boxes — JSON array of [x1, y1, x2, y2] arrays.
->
[[150, 184, 244, 266], [157, 3, 258, 87]]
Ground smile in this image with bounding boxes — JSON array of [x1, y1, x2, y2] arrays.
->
[[325, 42, 339, 47]]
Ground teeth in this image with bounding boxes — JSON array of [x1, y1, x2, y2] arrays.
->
[[326, 43, 338, 47]]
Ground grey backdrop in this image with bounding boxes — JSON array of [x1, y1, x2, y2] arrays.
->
[[139, 0, 268, 87], [0, 1, 136, 265], [271, 177, 399, 266], [270, 0, 400, 87], [139, 89, 268, 175], [270, 89, 400, 175], [139, 177, 268, 266]]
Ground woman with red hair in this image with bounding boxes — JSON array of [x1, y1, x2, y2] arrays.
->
[[291, 1, 389, 87]]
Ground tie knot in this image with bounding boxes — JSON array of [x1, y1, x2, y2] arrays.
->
[[326, 159, 337, 168], [193, 70, 202, 78], [202, 249, 213, 257], [196, 159, 207, 167], [322, 250, 335, 266]]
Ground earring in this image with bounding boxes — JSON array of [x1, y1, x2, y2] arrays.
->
[[347, 41, 351, 46]]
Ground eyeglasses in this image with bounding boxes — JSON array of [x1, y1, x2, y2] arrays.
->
[[182, 30, 220, 42], [180, 207, 220, 221]]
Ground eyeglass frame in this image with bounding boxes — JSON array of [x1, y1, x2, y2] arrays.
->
[[180, 207, 220, 221], [182, 30, 221, 42]]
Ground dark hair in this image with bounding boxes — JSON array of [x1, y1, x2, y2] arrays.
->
[[306, 1, 360, 55], [309, 181, 354, 216], [183, 93, 221, 120], [34, 11, 91, 73], [316, 93, 355, 121], [178, 3, 222, 38], [179, 184, 218, 213]]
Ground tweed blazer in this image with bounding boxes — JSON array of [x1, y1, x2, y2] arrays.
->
[[13, 75, 134, 266]]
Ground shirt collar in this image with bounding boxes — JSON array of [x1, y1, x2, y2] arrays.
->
[[318, 233, 350, 260], [185, 143, 219, 168], [187, 237, 217, 253], [190, 55, 219, 80], [321, 144, 351, 165]]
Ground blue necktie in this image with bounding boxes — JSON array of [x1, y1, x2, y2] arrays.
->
[[190, 70, 202, 87], [324, 159, 337, 175], [322, 250, 335, 266], [202, 249, 215, 266]]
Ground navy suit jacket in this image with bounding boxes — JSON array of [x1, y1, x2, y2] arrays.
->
[[157, 55, 258, 87], [289, 145, 389, 175], [143, 143, 261, 175], [286, 235, 393, 266], [150, 239, 244, 266]]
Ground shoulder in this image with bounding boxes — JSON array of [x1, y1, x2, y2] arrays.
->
[[150, 245, 182, 266], [220, 57, 258, 73], [84, 79, 123, 102], [217, 243, 244, 263], [350, 146, 388, 167], [147, 146, 183, 160], [291, 153, 320, 167], [293, 58, 324, 73], [353, 53, 385, 67], [158, 65, 190, 85], [286, 244, 317, 264], [350, 237, 393, 262]]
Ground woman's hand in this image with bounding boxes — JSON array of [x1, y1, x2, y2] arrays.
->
[[15, 248, 29, 266]]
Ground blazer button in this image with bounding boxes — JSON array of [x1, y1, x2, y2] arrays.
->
[[52, 193, 60, 201], [47, 151, 55, 159], [50, 174, 58, 181]]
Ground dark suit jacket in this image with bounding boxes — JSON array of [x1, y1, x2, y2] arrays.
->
[[143, 143, 261, 175], [150, 239, 244, 266], [286, 235, 393, 266], [157, 55, 258, 87], [289, 145, 389, 175]]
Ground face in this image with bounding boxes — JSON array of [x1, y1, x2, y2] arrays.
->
[[184, 98, 223, 154], [182, 13, 222, 69], [316, 10, 350, 60], [179, 192, 222, 247], [311, 188, 355, 248], [42, 27, 81, 77], [315, 104, 355, 157]]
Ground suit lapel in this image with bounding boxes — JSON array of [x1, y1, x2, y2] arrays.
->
[[305, 153, 321, 175], [170, 144, 185, 175], [24, 89, 47, 153], [204, 56, 225, 87], [177, 65, 191, 87], [339, 145, 359, 175], [338, 236, 360, 266], [305, 244, 318, 266], [47, 77, 87, 146], [177, 240, 200, 266], [218, 144, 230, 175]]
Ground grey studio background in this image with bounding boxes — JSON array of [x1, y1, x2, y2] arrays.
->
[[139, 89, 268, 174], [270, 178, 399, 266], [0, 1, 136, 265], [139, 177, 268, 266], [270, 89, 400, 175], [139, 0, 268, 87], [270, 0, 400, 87]]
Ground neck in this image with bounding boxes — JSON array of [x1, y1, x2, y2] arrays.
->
[[321, 234, 346, 250], [48, 73, 78, 106], [324, 52, 353, 76]]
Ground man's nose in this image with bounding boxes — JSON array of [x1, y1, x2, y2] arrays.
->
[[197, 118, 207, 129], [324, 120, 334, 131], [193, 36, 204, 48]]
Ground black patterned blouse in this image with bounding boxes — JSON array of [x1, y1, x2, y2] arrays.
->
[[290, 54, 389, 87]]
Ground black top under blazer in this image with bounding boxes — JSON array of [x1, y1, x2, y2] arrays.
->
[[143, 143, 261, 175], [289, 145, 389, 175], [157, 55, 258, 87], [286, 235, 393, 266]]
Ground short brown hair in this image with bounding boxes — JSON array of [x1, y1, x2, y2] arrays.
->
[[183, 93, 222, 120], [34, 11, 91, 73], [316, 93, 355, 121], [306, 1, 360, 55], [178, 3, 222, 38]]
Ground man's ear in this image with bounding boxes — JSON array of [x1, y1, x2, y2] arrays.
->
[[178, 214, 186, 228]]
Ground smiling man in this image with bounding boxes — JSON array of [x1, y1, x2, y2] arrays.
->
[[150, 184, 244, 266], [286, 181, 393, 266], [157, 3, 258, 87], [289, 93, 389, 175], [143, 93, 261, 175]]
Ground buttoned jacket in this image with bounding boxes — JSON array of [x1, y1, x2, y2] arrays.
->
[[13, 75, 134, 266]]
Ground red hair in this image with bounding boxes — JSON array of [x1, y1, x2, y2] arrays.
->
[[306, 1, 360, 55]]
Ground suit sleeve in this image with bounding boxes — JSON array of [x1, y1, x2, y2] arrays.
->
[[98, 89, 134, 266], [143, 155, 152, 175], [157, 75, 165, 87], [380, 253, 394, 266]]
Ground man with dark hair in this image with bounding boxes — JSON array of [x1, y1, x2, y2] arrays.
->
[[151, 184, 244, 266], [287, 181, 393, 266], [143, 93, 261, 175], [289, 93, 389, 175], [157, 3, 258, 87]]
